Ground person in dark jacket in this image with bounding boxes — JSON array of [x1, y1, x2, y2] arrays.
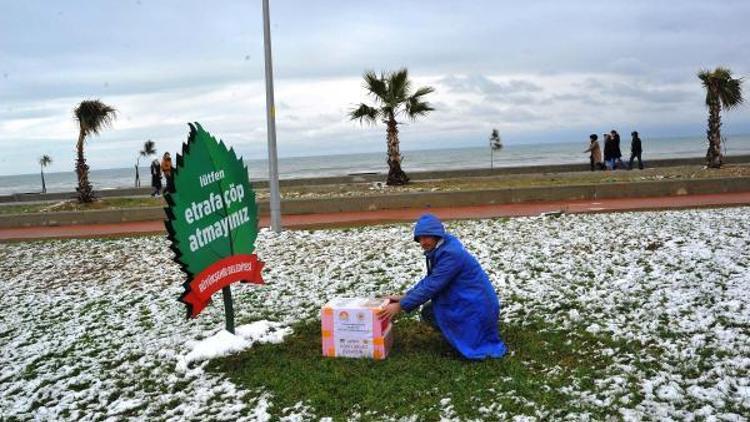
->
[[628, 131, 644, 170], [603, 133, 616, 170], [610, 130, 624, 169], [150, 159, 162, 196], [377, 214, 507, 360]]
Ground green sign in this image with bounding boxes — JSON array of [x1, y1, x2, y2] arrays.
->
[[166, 123, 264, 321]]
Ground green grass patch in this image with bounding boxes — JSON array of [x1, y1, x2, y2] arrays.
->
[[0, 196, 165, 215], [210, 315, 637, 420]]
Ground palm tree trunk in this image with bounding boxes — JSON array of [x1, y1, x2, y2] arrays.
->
[[135, 163, 140, 188], [706, 96, 723, 168], [76, 130, 95, 202], [385, 117, 409, 186], [40, 168, 46, 194]]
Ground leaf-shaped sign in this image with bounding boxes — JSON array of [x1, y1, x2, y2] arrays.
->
[[165, 123, 264, 318]]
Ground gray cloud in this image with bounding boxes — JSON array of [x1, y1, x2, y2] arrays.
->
[[439, 75, 543, 97], [578, 78, 694, 104], [1, 0, 750, 175]]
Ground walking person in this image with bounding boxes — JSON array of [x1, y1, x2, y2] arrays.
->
[[161, 152, 174, 194], [603, 133, 617, 170], [377, 214, 507, 360], [628, 131, 645, 170], [584, 134, 604, 171], [611, 130, 625, 169], [150, 159, 162, 196]]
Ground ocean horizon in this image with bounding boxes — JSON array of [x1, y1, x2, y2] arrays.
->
[[2, 134, 750, 196]]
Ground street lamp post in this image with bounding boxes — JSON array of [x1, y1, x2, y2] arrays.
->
[[262, 0, 282, 232]]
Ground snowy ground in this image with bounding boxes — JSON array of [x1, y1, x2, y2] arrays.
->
[[1, 207, 749, 420]]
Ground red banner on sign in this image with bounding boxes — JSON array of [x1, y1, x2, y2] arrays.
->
[[181, 254, 264, 318]]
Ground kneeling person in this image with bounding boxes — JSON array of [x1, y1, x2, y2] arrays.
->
[[378, 214, 507, 360]]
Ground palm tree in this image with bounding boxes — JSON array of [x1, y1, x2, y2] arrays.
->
[[135, 139, 156, 187], [39, 155, 52, 194], [349, 68, 435, 185], [489, 129, 503, 169], [698, 67, 744, 168], [73, 99, 117, 202]]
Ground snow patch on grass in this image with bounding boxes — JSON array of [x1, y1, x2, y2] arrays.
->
[[1, 207, 749, 419], [176, 321, 292, 372]]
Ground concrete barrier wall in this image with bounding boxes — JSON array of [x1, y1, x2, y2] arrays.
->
[[2, 176, 749, 228]]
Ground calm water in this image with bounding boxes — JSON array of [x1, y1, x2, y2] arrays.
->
[[2, 134, 750, 195]]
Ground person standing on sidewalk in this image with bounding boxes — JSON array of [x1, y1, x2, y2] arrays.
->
[[150, 159, 162, 196], [161, 152, 174, 194], [603, 133, 617, 170], [584, 134, 604, 171], [629, 131, 644, 170], [611, 130, 625, 169], [377, 214, 507, 360]]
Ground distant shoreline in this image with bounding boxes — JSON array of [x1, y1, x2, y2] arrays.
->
[[2, 154, 750, 204]]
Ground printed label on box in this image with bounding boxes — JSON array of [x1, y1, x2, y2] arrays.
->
[[333, 307, 373, 338], [335, 337, 374, 358]]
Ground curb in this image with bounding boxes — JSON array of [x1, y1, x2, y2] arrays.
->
[[2, 176, 749, 229]]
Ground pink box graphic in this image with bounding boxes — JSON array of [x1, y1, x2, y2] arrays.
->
[[321, 297, 393, 359]]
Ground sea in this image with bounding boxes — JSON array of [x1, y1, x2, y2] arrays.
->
[[2, 134, 750, 196]]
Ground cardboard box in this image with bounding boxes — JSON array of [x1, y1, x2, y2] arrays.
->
[[321, 297, 393, 359]]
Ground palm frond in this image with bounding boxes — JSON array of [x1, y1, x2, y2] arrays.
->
[[349, 103, 380, 125], [387, 68, 411, 104], [697, 69, 711, 83], [713, 67, 734, 80], [39, 154, 52, 167], [412, 86, 435, 99], [405, 97, 434, 120], [720, 77, 744, 110], [363, 71, 388, 102], [141, 139, 157, 157], [698, 67, 744, 109], [74, 99, 117, 137]]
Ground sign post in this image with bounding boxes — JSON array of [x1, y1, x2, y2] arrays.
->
[[165, 123, 264, 332]]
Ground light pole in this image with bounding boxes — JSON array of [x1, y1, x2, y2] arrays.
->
[[262, 0, 282, 232]]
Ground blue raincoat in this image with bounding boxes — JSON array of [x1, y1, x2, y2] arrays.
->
[[400, 214, 507, 360]]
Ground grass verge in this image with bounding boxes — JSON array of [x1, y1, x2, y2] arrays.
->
[[0, 197, 166, 216], [3, 164, 748, 215], [210, 314, 646, 420]]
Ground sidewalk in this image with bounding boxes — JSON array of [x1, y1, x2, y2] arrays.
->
[[2, 192, 750, 242]]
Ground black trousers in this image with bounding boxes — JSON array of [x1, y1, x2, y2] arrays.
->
[[629, 153, 644, 169]]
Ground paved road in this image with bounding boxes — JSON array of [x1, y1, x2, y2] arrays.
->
[[1, 192, 749, 241]]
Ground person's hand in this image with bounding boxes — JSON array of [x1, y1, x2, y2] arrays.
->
[[377, 302, 402, 321], [385, 295, 403, 304]]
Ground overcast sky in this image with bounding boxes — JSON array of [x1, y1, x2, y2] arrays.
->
[[1, 0, 749, 176]]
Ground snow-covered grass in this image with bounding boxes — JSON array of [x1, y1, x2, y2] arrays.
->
[[1, 207, 749, 420]]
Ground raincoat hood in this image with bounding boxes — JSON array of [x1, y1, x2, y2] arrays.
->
[[413, 214, 446, 241]]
